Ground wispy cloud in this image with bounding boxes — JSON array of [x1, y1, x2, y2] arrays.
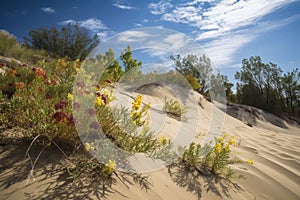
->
[[148, 0, 173, 15], [112, 0, 136, 10], [203, 15, 300, 66], [41, 7, 55, 14], [59, 18, 107, 32], [181, 0, 215, 6], [96, 31, 116, 41], [112, 3, 135, 10], [117, 30, 151, 42], [149, 0, 297, 66]]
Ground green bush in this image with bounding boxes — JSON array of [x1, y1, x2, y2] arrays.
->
[[163, 97, 188, 120], [179, 133, 253, 179], [0, 30, 47, 63]]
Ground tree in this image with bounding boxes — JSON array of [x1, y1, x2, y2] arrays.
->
[[210, 72, 235, 103], [95, 46, 143, 83], [96, 48, 124, 82], [120, 45, 142, 73], [24, 23, 99, 60], [170, 54, 212, 95], [282, 68, 300, 115], [235, 56, 299, 117], [235, 56, 283, 111]]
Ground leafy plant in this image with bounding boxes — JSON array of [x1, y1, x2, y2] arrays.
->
[[179, 134, 252, 179], [163, 97, 188, 120]]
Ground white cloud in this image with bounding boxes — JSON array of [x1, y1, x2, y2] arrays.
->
[[164, 33, 188, 50], [59, 18, 107, 32], [112, 3, 135, 10], [117, 31, 151, 42], [143, 19, 149, 23], [181, 0, 215, 6], [135, 23, 143, 27], [143, 62, 174, 73], [96, 31, 117, 41], [148, 0, 173, 15], [203, 33, 255, 66], [41, 7, 55, 14], [149, 0, 297, 66], [157, 0, 296, 40], [162, 6, 203, 25], [202, 15, 300, 66]]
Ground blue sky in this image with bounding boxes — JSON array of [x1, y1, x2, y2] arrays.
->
[[1, 0, 300, 81]]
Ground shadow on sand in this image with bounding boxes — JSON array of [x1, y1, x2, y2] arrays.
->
[[0, 139, 152, 200], [167, 161, 244, 200]]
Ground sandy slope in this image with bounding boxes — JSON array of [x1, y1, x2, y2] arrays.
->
[[0, 84, 299, 200]]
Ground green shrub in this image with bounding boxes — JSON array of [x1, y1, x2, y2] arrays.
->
[[179, 134, 252, 179], [0, 30, 47, 63], [0, 58, 79, 145], [163, 97, 188, 120]]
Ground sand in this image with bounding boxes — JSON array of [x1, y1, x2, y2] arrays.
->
[[0, 83, 299, 200]]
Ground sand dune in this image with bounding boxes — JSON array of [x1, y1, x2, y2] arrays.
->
[[0, 83, 299, 200]]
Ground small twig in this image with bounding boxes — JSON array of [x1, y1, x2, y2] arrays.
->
[[26, 146, 46, 183], [24, 134, 48, 159]]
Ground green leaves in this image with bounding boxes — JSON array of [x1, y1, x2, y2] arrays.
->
[[24, 23, 100, 61], [235, 56, 299, 117], [163, 97, 188, 120]]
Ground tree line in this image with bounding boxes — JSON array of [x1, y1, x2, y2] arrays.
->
[[172, 54, 299, 118]]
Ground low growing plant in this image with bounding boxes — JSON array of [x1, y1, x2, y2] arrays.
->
[[163, 97, 188, 120], [179, 133, 253, 179]]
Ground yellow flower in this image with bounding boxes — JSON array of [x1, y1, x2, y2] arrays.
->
[[160, 135, 167, 145], [132, 95, 143, 110], [223, 133, 228, 138], [67, 93, 73, 101], [225, 143, 231, 152], [105, 160, 116, 173], [247, 159, 254, 165], [214, 142, 222, 154], [136, 95, 142, 102], [228, 138, 236, 145], [132, 101, 141, 110], [85, 142, 95, 151], [133, 119, 137, 125], [103, 90, 108, 96], [96, 97, 104, 106], [217, 137, 224, 142]]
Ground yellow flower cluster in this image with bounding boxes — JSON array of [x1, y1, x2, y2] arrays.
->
[[95, 88, 114, 107], [132, 95, 143, 110], [85, 142, 95, 151], [214, 133, 236, 154], [104, 159, 116, 174], [214, 142, 222, 154], [247, 159, 254, 165], [67, 93, 73, 101], [96, 97, 104, 106], [160, 135, 167, 145], [130, 95, 151, 126]]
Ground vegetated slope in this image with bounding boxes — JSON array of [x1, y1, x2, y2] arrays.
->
[[0, 80, 299, 200]]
